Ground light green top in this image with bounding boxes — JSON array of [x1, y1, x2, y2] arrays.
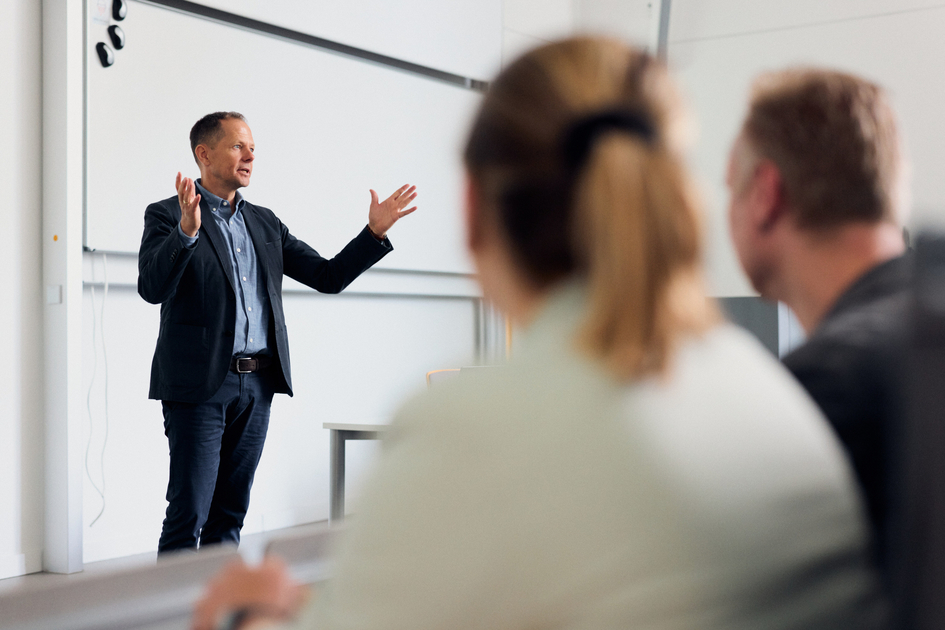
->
[[284, 283, 886, 630]]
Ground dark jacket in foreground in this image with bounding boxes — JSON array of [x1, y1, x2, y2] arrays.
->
[[138, 194, 391, 402], [783, 255, 910, 570]]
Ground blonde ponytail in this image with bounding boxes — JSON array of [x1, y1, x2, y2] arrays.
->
[[464, 37, 719, 381], [573, 135, 717, 379]]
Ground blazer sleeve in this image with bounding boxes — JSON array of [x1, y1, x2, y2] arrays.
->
[[137, 200, 197, 304], [280, 223, 392, 294]]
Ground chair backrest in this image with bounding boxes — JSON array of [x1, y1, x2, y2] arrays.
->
[[0, 544, 239, 630], [426, 368, 460, 387]]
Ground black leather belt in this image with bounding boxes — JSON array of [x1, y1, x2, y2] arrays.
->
[[230, 355, 272, 373]]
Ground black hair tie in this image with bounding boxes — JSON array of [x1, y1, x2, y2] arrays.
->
[[562, 109, 656, 169]]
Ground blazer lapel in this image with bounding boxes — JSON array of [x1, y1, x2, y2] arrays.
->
[[198, 198, 238, 296], [241, 203, 274, 292]]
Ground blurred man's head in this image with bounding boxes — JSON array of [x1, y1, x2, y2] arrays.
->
[[727, 68, 907, 325]]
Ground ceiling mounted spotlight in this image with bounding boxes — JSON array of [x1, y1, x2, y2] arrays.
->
[[112, 0, 127, 21], [96, 42, 115, 68], [107, 25, 125, 49]]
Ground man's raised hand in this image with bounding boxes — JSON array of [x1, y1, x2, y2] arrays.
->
[[177, 172, 202, 237], [368, 184, 418, 240]]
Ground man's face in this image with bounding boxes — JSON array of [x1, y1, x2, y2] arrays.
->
[[200, 118, 255, 190], [726, 135, 774, 296]]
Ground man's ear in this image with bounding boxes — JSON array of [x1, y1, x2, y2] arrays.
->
[[751, 160, 787, 233], [194, 144, 211, 168]]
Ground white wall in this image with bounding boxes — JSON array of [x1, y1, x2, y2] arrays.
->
[[574, 0, 652, 48], [502, 1, 653, 69], [502, 0, 575, 63], [0, 0, 45, 579], [74, 0, 495, 563], [671, 0, 945, 295], [190, 0, 503, 80], [80, 256, 480, 562]]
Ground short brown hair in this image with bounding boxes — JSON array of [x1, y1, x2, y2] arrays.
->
[[464, 37, 716, 380], [189, 111, 246, 164], [742, 69, 903, 229]]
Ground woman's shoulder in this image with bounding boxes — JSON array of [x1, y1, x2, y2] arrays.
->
[[387, 350, 616, 446], [631, 322, 859, 501]]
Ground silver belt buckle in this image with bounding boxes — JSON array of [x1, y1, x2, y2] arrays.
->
[[236, 357, 254, 373]]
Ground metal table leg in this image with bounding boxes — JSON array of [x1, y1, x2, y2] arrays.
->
[[326, 426, 382, 524], [329, 429, 345, 524]]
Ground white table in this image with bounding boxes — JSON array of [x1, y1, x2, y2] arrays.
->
[[323, 422, 389, 523]]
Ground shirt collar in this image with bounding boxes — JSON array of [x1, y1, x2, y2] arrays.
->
[[195, 179, 245, 214]]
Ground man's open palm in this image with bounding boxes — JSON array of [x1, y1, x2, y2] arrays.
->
[[368, 184, 418, 239], [177, 172, 202, 237]]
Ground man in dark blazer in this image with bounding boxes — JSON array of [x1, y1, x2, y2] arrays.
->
[[138, 111, 417, 553], [725, 69, 907, 581]]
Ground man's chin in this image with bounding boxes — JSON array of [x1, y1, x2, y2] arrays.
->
[[748, 270, 777, 302]]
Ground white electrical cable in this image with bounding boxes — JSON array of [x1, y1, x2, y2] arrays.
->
[[84, 254, 111, 527], [90, 253, 111, 527], [85, 270, 105, 524]]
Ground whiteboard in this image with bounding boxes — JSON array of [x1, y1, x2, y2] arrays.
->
[[86, 0, 481, 273], [188, 0, 502, 79]]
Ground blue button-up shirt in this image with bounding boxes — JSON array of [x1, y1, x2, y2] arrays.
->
[[177, 181, 270, 356]]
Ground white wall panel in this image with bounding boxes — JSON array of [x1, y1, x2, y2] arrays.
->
[[181, 0, 502, 80], [246, 292, 477, 531], [672, 5, 945, 295], [670, 0, 945, 43], [81, 287, 166, 562], [502, 29, 551, 66], [503, 0, 574, 41], [81, 275, 477, 561], [575, 0, 652, 46], [0, 0, 44, 579]]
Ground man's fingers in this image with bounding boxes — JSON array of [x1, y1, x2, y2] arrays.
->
[[398, 206, 417, 217], [178, 177, 194, 204], [370, 189, 379, 206], [190, 596, 216, 630], [192, 193, 201, 210], [191, 581, 229, 630], [176, 172, 182, 190], [399, 192, 418, 208]]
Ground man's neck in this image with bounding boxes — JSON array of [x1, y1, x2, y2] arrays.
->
[[197, 175, 238, 208], [781, 221, 905, 333]]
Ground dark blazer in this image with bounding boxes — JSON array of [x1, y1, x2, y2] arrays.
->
[[138, 194, 391, 403], [783, 255, 910, 573]]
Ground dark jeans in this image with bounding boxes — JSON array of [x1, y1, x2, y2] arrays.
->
[[158, 369, 275, 554]]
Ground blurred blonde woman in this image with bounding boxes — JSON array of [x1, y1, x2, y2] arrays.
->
[[193, 38, 886, 630]]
